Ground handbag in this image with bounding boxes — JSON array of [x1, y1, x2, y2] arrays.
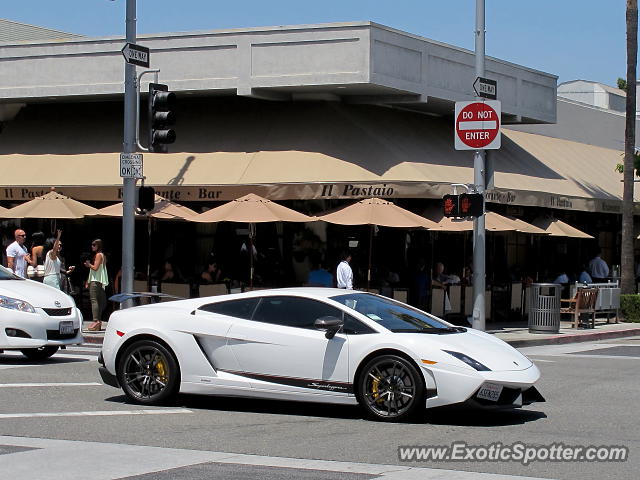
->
[[36, 265, 45, 277], [27, 265, 36, 278]]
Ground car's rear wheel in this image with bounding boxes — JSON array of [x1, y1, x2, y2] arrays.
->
[[117, 339, 180, 405], [356, 354, 424, 422], [20, 346, 59, 360]]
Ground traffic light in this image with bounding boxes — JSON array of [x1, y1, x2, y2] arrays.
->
[[443, 194, 459, 217], [148, 83, 176, 153], [137, 186, 155, 212], [459, 193, 484, 217]]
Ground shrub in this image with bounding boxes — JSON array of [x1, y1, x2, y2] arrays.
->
[[620, 294, 640, 322]]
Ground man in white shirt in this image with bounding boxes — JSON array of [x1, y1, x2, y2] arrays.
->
[[6, 229, 31, 278], [588, 250, 609, 283], [336, 252, 353, 289]]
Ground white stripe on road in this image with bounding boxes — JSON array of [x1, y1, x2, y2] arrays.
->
[[0, 408, 192, 419], [458, 120, 497, 130], [0, 382, 102, 388], [0, 435, 556, 480], [528, 359, 555, 363]]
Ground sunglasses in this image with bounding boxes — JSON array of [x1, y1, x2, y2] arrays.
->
[[17, 234, 26, 237]]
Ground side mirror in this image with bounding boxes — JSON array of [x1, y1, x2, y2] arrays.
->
[[314, 316, 344, 339]]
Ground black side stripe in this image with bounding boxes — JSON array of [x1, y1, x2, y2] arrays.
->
[[219, 369, 353, 394]]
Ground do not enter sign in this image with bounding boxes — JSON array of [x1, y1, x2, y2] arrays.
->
[[454, 100, 501, 150]]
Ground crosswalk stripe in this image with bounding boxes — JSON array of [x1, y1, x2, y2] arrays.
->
[[0, 382, 102, 388], [0, 408, 192, 419]]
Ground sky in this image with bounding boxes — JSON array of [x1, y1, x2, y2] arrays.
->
[[2, 1, 632, 86]]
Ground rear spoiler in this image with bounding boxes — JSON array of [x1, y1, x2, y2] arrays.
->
[[108, 292, 186, 303]]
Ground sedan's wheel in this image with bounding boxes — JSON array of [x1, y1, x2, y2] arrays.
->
[[117, 340, 180, 405], [357, 354, 425, 421], [20, 346, 59, 361]]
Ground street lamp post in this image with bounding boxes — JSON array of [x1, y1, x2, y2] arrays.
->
[[471, 0, 487, 331], [121, 0, 137, 306]]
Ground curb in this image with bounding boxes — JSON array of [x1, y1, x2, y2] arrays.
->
[[82, 334, 105, 345], [502, 327, 640, 348]]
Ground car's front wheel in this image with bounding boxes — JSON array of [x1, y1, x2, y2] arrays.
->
[[356, 354, 425, 422], [117, 339, 180, 405], [20, 346, 59, 360]]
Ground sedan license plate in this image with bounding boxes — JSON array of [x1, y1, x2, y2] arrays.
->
[[59, 321, 74, 335], [477, 382, 503, 402]]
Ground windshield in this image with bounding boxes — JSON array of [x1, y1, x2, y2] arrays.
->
[[330, 293, 454, 333], [0, 265, 21, 281]]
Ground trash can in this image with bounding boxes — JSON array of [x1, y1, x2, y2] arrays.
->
[[528, 283, 561, 333]]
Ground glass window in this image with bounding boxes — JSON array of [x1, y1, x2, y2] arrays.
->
[[252, 296, 343, 329], [198, 297, 259, 320], [342, 313, 376, 335], [0, 265, 20, 281], [330, 293, 455, 333]]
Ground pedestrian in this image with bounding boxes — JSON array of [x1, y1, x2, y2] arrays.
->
[[84, 239, 109, 331], [6, 229, 31, 278], [552, 269, 569, 284], [578, 264, 592, 284], [588, 249, 609, 283], [43, 230, 75, 289], [307, 254, 333, 287], [28, 231, 46, 282], [336, 251, 353, 289], [201, 255, 223, 284]]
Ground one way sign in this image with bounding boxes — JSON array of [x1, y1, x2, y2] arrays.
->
[[121, 43, 150, 68]]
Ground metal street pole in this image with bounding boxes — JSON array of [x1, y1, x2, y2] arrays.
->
[[122, 0, 137, 305], [472, 0, 486, 331]]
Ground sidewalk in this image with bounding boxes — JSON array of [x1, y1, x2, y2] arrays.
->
[[488, 320, 640, 347], [82, 320, 640, 347]]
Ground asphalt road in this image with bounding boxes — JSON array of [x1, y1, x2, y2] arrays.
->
[[0, 338, 638, 480]]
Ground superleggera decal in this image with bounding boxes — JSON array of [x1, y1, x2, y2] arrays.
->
[[219, 369, 353, 394]]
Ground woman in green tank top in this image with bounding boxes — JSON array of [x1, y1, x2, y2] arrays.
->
[[84, 239, 109, 331]]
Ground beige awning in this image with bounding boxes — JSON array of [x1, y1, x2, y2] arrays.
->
[[0, 102, 635, 212]]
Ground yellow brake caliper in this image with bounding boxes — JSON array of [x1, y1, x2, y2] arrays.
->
[[372, 377, 385, 404], [155, 356, 168, 384]]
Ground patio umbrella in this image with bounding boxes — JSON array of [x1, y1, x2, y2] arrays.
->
[[0, 206, 9, 217], [2, 189, 99, 219], [191, 193, 313, 223], [531, 217, 594, 239], [92, 195, 198, 284], [423, 208, 519, 232], [191, 193, 315, 286], [93, 194, 197, 220], [317, 198, 438, 288]]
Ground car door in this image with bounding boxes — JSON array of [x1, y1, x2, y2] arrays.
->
[[227, 295, 351, 395], [189, 297, 260, 386]]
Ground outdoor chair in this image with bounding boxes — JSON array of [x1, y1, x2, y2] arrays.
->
[[560, 287, 598, 329], [160, 282, 190, 301], [198, 283, 229, 297]]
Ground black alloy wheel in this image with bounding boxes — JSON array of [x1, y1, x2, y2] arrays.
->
[[357, 354, 425, 421], [20, 346, 59, 360], [117, 339, 180, 405]]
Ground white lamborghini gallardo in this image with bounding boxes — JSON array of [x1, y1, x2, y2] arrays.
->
[[99, 288, 544, 421]]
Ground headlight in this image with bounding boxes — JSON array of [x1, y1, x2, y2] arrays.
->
[[0, 295, 36, 313], [443, 350, 491, 371]]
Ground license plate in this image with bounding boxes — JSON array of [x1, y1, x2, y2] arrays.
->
[[477, 382, 503, 402], [59, 321, 74, 335]]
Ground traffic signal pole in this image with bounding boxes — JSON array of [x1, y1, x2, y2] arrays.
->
[[121, 0, 137, 306], [472, 0, 486, 331]]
